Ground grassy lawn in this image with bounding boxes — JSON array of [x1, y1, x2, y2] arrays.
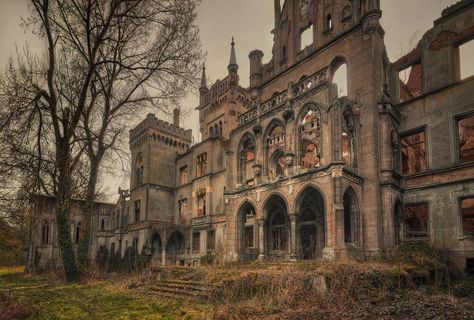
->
[[0, 266, 208, 320]]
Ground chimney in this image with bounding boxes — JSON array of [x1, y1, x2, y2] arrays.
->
[[173, 108, 180, 127]]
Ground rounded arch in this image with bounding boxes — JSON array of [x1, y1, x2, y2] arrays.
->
[[330, 56, 349, 97], [342, 186, 361, 245], [166, 230, 185, 265], [261, 191, 291, 219]]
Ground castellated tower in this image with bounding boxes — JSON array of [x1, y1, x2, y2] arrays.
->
[[128, 110, 192, 225]]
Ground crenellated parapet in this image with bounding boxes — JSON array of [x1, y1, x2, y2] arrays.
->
[[130, 113, 192, 145]]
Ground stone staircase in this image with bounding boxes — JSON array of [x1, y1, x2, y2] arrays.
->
[[148, 279, 216, 300]]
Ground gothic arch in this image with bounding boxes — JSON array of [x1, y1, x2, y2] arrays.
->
[[296, 103, 322, 170], [150, 231, 162, 266], [343, 187, 361, 245], [166, 230, 185, 265], [261, 191, 291, 220], [264, 119, 286, 180], [237, 132, 256, 186], [342, 103, 357, 167], [264, 194, 290, 257], [294, 185, 326, 259], [330, 56, 349, 97], [236, 200, 258, 261]]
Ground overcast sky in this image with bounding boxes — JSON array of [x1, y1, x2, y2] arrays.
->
[[0, 0, 465, 196]]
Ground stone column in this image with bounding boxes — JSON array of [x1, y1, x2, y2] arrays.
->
[[283, 153, 295, 176], [289, 214, 297, 261], [161, 245, 166, 266], [257, 218, 266, 260]]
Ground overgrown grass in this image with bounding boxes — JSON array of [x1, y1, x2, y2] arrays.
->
[[0, 267, 208, 319]]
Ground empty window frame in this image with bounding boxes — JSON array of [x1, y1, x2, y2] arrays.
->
[[456, 39, 474, 80], [134, 200, 140, 222], [207, 230, 215, 251], [401, 130, 427, 175], [404, 203, 429, 238], [461, 197, 474, 235], [466, 258, 474, 275], [178, 199, 187, 219], [75, 222, 81, 244], [300, 25, 313, 51], [196, 153, 207, 177], [458, 114, 474, 163], [179, 165, 189, 185], [192, 231, 200, 252], [398, 62, 423, 102], [245, 225, 254, 248], [41, 222, 49, 245], [101, 219, 105, 231]]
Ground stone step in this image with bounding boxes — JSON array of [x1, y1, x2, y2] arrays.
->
[[154, 282, 208, 292], [148, 279, 217, 301]]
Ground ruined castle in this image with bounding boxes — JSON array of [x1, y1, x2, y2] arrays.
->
[[32, 0, 474, 274]]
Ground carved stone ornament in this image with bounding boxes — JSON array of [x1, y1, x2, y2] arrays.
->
[[300, 0, 310, 20], [252, 124, 262, 136], [283, 153, 295, 167], [197, 188, 206, 197], [252, 164, 263, 176]]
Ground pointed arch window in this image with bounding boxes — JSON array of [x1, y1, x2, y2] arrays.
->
[[239, 135, 256, 186], [342, 106, 356, 166], [265, 121, 285, 180], [135, 154, 144, 188], [299, 106, 321, 169]]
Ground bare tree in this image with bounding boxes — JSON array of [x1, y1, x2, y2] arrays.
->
[[76, 0, 203, 269]]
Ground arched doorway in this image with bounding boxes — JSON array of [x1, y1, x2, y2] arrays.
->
[[151, 233, 162, 266], [237, 201, 257, 261], [343, 188, 360, 245], [296, 187, 325, 259], [265, 194, 289, 259], [166, 231, 185, 265]]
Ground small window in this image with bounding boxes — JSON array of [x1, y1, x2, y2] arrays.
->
[[101, 219, 105, 231], [458, 114, 474, 163], [196, 153, 207, 177], [192, 231, 200, 252], [42, 222, 49, 245], [133, 238, 138, 250], [461, 197, 474, 235], [110, 242, 115, 254], [332, 62, 347, 97], [134, 200, 140, 222], [178, 199, 187, 219], [404, 203, 428, 238], [75, 222, 81, 244], [401, 130, 427, 175], [207, 230, 215, 251], [466, 258, 474, 275], [398, 62, 422, 102], [457, 39, 474, 80], [326, 14, 332, 30], [179, 165, 189, 185], [300, 25, 313, 51], [245, 226, 254, 248]]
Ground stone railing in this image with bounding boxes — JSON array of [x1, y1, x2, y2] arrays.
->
[[237, 67, 329, 127]]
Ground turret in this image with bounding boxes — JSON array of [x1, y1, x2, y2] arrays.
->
[[249, 50, 264, 89], [173, 108, 180, 127], [199, 64, 208, 107], [228, 37, 239, 86]]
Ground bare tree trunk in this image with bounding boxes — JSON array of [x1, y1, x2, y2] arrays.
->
[[78, 156, 100, 270], [55, 139, 78, 282]]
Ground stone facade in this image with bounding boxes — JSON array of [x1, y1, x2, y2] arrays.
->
[[31, 0, 474, 273]]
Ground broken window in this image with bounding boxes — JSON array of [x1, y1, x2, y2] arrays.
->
[[271, 211, 287, 251], [404, 203, 428, 238], [326, 14, 332, 30], [299, 108, 321, 169], [461, 197, 474, 235], [101, 219, 105, 231], [197, 189, 206, 216], [179, 165, 188, 185], [207, 230, 215, 251], [192, 231, 200, 252], [134, 200, 140, 222], [332, 62, 347, 97], [110, 242, 115, 254], [245, 226, 254, 248], [239, 135, 256, 185], [401, 130, 427, 175], [342, 106, 355, 166], [178, 199, 187, 220], [41, 221, 49, 245], [196, 153, 207, 177], [300, 25, 313, 51], [457, 39, 474, 80], [398, 62, 422, 102], [458, 114, 474, 163]]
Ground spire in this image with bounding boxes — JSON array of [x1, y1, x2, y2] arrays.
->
[[228, 37, 238, 74], [200, 64, 207, 89]]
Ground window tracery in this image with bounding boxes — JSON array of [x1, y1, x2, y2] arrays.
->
[[299, 107, 321, 169]]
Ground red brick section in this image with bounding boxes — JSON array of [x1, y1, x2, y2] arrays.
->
[[429, 26, 474, 51], [393, 44, 421, 70], [405, 165, 474, 189]]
